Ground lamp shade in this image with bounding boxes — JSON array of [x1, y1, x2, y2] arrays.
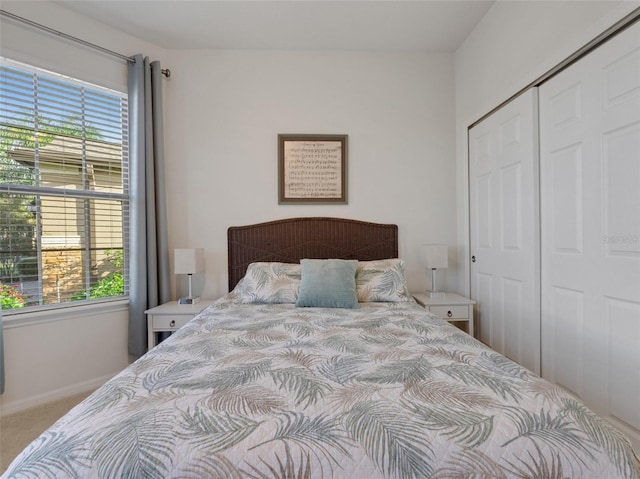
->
[[174, 248, 205, 274], [421, 244, 448, 269]]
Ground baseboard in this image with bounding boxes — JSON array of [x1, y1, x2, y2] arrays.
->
[[0, 373, 115, 417]]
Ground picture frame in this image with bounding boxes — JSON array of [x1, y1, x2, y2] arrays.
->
[[278, 134, 348, 204]]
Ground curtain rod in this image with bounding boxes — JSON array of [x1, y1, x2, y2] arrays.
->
[[0, 9, 170, 78]]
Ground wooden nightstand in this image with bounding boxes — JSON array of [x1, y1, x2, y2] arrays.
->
[[145, 300, 216, 350], [412, 293, 476, 337]]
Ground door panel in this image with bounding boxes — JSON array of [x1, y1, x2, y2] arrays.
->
[[540, 21, 640, 446], [469, 88, 541, 375]]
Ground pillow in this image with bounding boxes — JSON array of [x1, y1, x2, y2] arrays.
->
[[356, 259, 412, 302], [232, 262, 301, 304], [295, 259, 359, 308]]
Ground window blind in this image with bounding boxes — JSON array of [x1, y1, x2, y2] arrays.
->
[[0, 58, 129, 310]]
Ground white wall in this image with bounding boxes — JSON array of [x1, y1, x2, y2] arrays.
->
[[164, 49, 458, 300], [453, 0, 638, 294], [1, 303, 129, 414], [0, 0, 165, 415]]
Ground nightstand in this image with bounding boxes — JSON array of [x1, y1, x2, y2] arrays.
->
[[145, 300, 216, 350], [412, 293, 476, 337]]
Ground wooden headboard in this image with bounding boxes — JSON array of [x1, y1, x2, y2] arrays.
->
[[227, 217, 398, 291]]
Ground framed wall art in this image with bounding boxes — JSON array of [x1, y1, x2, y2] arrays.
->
[[278, 134, 348, 204]]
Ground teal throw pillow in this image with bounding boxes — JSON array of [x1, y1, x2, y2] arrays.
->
[[295, 259, 359, 308]]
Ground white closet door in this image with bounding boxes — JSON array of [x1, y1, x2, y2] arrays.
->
[[539, 22, 640, 444], [469, 88, 540, 375]]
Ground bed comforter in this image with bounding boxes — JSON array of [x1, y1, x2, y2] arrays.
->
[[4, 297, 639, 478]]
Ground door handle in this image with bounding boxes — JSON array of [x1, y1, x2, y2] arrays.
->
[[471, 255, 476, 263], [170, 320, 176, 327]]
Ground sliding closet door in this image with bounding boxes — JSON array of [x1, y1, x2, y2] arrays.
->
[[469, 88, 540, 375], [539, 21, 640, 443]]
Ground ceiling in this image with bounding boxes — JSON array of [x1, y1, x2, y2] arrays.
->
[[52, 0, 495, 52]]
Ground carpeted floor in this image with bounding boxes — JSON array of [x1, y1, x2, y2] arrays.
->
[[0, 390, 94, 474]]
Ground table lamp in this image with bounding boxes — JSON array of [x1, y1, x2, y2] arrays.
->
[[421, 244, 448, 299], [174, 248, 205, 304]]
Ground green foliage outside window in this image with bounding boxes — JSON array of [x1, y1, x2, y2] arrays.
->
[[72, 249, 124, 301], [1, 113, 102, 150], [0, 282, 28, 309]]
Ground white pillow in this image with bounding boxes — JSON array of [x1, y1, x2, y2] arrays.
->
[[232, 262, 300, 304], [356, 259, 412, 302]]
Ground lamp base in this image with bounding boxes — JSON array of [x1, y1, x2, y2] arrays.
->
[[425, 290, 446, 300], [178, 296, 200, 305]]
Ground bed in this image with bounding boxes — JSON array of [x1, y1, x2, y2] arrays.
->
[[4, 217, 639, 479]]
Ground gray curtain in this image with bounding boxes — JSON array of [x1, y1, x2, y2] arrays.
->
[[128, 55, 171, 357], [0, 309, 4, 394]]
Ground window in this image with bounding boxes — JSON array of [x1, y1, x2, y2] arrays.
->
[[0, 58, 129, 311]]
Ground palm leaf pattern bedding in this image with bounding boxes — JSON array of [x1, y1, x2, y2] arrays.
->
[[5, 298, 639, 479]]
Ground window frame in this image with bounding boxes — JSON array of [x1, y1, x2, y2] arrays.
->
[[0, 57, 130, 316]]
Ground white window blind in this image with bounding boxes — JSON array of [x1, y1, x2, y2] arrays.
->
[[0, 58, 129, 310]]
